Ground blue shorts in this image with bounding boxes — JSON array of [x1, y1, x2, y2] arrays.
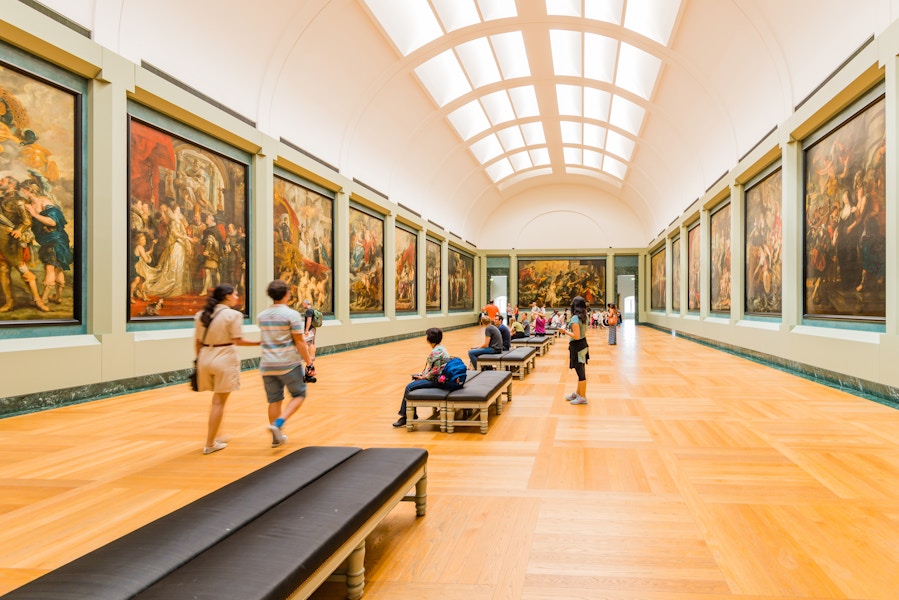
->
[[262, 364, 306, 403]]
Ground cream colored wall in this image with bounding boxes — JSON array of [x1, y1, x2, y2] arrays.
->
[[642, 19, 899, 392], [0, 5, 476, 399]]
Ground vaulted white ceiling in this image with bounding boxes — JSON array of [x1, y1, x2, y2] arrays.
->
[[38, 0, 899, 249]]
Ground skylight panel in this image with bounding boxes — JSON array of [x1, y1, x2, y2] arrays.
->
[[457, 38, 501, 88], [448, 100, 491, 140], [414, 50, 472, 106], [478, 0, 517, 21], [470, 134, 504, 163], [545, 0, 580, 17], [521, 122, 546, 145], [508, 151, 533, 171], [583, 87, 611, 121], [583, 33, 617, 83], [491, 32, 530, 79], [508, 86, 539, 117], [603, 155, 627, 179], [615, 42, 662, 99], [486, 157, 514, 182], [432, 0, 480, 32], [606, 130, 635, 160], [560, 121, 583, 145], [497, 126, 525, 151], [557, 84, 583, 116], [364, 0, 443, 56], [481, 90, 516, 125], [583, 149, 603, 169], [564, 147, 583, 165], [623, 0, 681, 45], [530, 148, 551, 165], [585, 0, 622, 24], [550, 29, 581, 76], [609, 95, 645, 135], [583, 122, 606, 147]]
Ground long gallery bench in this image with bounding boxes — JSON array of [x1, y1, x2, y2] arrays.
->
[[403, 369, 512, 433], [509, 334, 552, 356], [1, 446, 428, 600], [475, 346, 537, 380]]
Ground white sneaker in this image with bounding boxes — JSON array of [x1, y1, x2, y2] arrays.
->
[[268, 424, 287, 447], [565, 392, 578, 401], [203, 441, 227, 455], [570, 395, 588, 405]]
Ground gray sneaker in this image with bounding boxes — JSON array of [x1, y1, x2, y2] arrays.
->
[[570, 395, 588, 405]]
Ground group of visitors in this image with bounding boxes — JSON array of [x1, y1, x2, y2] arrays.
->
[[193, 280, 320, 455]]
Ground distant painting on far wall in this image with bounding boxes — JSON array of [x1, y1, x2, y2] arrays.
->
[[518, 258, 605, 308], [128, 117, 248, 320], [395, 226, 416, 312], [448, 248, 474, 310], [687, 225, 700, 311], [650, 249, 665, 310], [710, 204, 731, 312], [0, 61, 80, 325], [671, 237, 681, 312], [745, 168, 782, 314], [273, 176, 333, 314], [804, 95, 885, 319], [425, 239, 440, 311], [348, 206, 384, 313]]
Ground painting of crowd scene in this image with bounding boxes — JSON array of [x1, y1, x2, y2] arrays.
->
[[687, 225, 700, 311], [710, 203, 731, 312], [395, 226, 416, 312], [804, 96, 885, 319], [128, 119, 248, 320], [0, 62, 79, 325], [448, 248, 474, 311], [518, 258, 605, 309], [425, 239, 440, 311], [349, 207, 383, 314], [671, 237, 681, 312], [650, 249, 665, 310], [745, 168, 782, 314], [273, 176, 333, 314]]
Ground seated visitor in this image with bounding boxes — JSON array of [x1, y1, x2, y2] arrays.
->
[[494, 314, 511, 350], [510, 316, 526, 339], [393, 327, 448, 427], [468, 315, 502, 369]]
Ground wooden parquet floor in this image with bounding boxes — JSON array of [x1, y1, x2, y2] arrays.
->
[[2, 323, 899, 599]]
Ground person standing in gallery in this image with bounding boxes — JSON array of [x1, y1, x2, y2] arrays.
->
[[195, 284, 260, 455], [559, 295, 589, 405], [607, 303, 619, 345]]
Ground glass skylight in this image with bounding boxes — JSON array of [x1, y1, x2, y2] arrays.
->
[[583, 148, 603, 169], [561, 121, 583, 145], [508, 150, 533, 171], [550, 29, 581, 76], [470, 134, 504, 163], [584, 0, 622, 24], [521, 122, 546, 145], [508, 86, 539, 117], [615, 42, 662, 99], [492, 32, 530, 79], [548, 0, 680, 45], [478, 0, 518, 21], [609, 95, 646, 135], [606, 130, 635, 160], [481, 90, 516, 126], [414, 50, 472, 107], [364, 0, 443, 55], [530, 148, 551, 165], [456, 38, 501, 88], [584, 34, 617, 83], [584, 122, 606, 147], [432, 0, 480, 32], [486, 157, 514, 182], [603, 155, 627, 178], [556, 84, 583, 116], [497, 126, 526, 151], [448, 100, 491, 140]]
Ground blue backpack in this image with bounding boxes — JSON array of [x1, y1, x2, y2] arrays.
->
[[438, 357, 468, 391]]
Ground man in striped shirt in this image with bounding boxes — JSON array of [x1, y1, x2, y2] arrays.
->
[[257, 279, 314, 447]]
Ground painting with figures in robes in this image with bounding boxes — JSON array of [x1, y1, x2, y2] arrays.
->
[[1, 60, 80, 326], [274, 176, 333, 314], [687, 225, 700, 311], [671, 237, 681, 312], [518, 258, 605, 308], [745, 168, 782, 314], [710, 203, 731, 312], [425, 239, 440, 311], [348, 206, 384, 314], [128, 117, 248, 320], [395, 226, 416, 312], [650, 249, 665, 310], [448, 248, 474, 311]]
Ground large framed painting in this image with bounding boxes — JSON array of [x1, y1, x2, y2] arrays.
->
[[448, 247, 474, 311], [650, 248, 665, 311], [395, 226, 417, 312], [0, 59, 81, 326], [273, 175, 333, 314], [687, 224, 700, 311], [349, 206, 384, 314], [518, 258, 605, 308], [804, 94, 885, 319], [671, 237, 681, 312], [710, 203, 731, 312], [128, 117, 249, 320], [425, 239, 441, 311], [745, 167, 782, 314]]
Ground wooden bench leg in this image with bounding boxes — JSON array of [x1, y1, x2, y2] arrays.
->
[[415, 469, 428, 516], [479, 405, 489, 434], [346, 540, 365, 600], [406, 403, 415, 431]]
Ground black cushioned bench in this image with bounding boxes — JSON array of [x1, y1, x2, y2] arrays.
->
[[476, 346, 537, 379], [510, 335, 552, 356], [403, 369, 512, 434], [1, 446, 428, 600]]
